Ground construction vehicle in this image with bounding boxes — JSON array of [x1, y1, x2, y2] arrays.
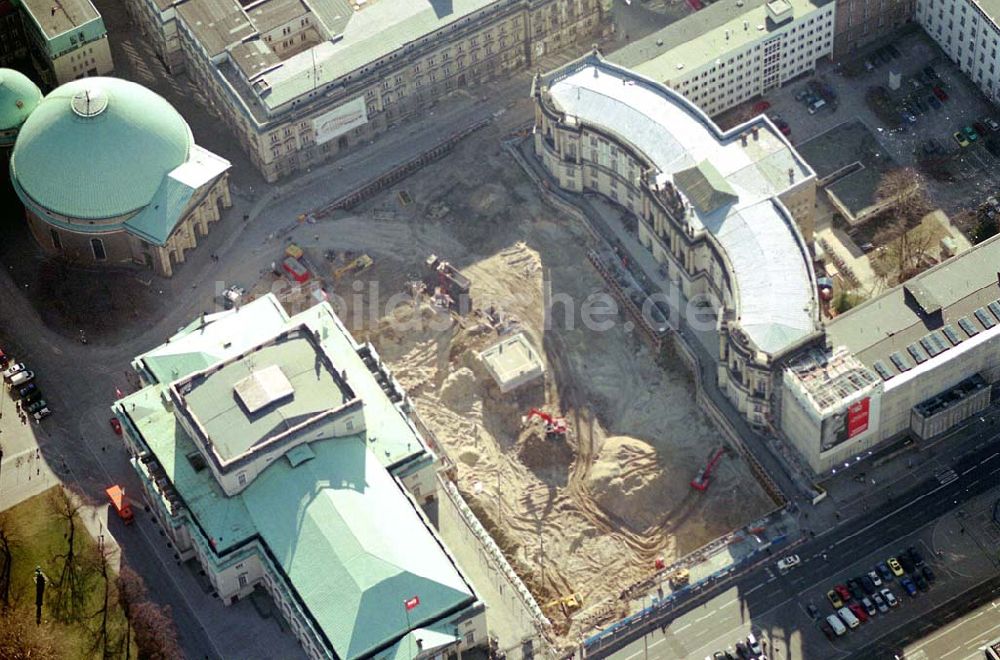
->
[[690, 446, 726, 491], [333, 254, 373, 280], [543, 593, 582, 616], [523, 408, 567, 440], [424, 255, 471, 314], [667, 569, 689, 589], [105, 485, 134, 525]]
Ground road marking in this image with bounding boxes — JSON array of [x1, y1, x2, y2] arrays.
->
[[745, 584, 765, 595], [961, 465, 977, 475], [674, 623, 692, 632], [695, 612, 714, 622]]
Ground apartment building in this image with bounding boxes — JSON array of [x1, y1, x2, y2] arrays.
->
[[19, 0, 113, 86], [0, 0, 28, 66], [916, 0, 1000, 103], [127, 0, 607, 183], [834, 0, 915, 57], [610, 0, 835, 117]]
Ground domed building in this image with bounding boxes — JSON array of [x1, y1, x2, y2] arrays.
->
[[9, 77, 231, 277], [0, 68, 41, 150]]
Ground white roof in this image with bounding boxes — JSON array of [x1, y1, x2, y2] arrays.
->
[[546, 60, 818, 354]]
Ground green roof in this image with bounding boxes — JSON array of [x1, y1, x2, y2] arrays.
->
[[121, 295, 477, 659], [673, 160, 738, 214], [0, 69, 41, 137], [10, 77, 193, 220]]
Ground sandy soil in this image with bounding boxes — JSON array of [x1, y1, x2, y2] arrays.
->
[[318, 137, 775, 640]]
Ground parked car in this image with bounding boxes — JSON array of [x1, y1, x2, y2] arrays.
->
[[827, 589, 844, 608], [32, 407, 51, 422], [984, 117, 1000, 131], [914, 574, 930, 592], [16, 382, 37, 398], [867, 570, 883, 588], [773, 118, 792, 136], [877, 562, 894, 581], [807, 603, 820, 619], [838, 606, 860, 629], [881, 587, 899, 607], [848, 602, 869, 623], [753, 100, 771, 114], [901, 577, 918, 596], [826, 614, 846, 636], [861, 596, 877, 617], [820, 619, 838, 639], [747, 633, 763, 656], [835, 584, 853, 602], [921, 565, 936, 583], [864, 59, 875, 72], [873, 592, 889, 613], [860, 575, 877, 595], [933, 85, 950, 101], [0, 348, 8, 367], [965, 126, 981, 142], [9, 371, 34, 387], [110, 417, 123, 435], [899, 554, 916, 574], [974, 121, 989, 136], [954, 131, 971, 147], [24, 390, 43, 404], [911, 97, 927, 114], [907, 546, 925, 567], [928, 95, 942, 110], [795, 89, 811, 102], [26, 399, 47, 414], [2, 362, 26, 379], [888, 557, 905, 577], [847, 579, 865, 601]]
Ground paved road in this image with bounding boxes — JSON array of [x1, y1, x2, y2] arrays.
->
[[601, 437, 1000, 660], [897, 588, 1000, 660]]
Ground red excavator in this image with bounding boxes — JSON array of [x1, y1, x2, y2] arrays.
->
[[523, 408, 568, 440], [690, 446, 726, 491]]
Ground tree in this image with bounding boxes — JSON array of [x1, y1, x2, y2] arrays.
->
[[48, 488, 89, 622], [117, 564, 147, 660], [870, 216, 935, 286], [131, 601, 182, 660], [0, 608, 63, 660], [875, 167, 933, 223], [89, 536, 115, 658], [0, 514, 12, 612]]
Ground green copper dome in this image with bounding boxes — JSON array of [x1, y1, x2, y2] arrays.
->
[[0, 68, 41, 136], [10, 77, 193, 220]]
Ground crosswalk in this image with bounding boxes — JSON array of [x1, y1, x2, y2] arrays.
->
[[936, 468, 958, 485]]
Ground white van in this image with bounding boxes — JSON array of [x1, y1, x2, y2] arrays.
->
[[9, 370, 35, 387], [776, 554, 801, 573], [808, 99, 827, 114], [838, 606, 860, 629], [826, 614, 847, 636]]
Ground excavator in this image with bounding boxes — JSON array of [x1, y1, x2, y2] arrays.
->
[[522, 408, 568, 440], [690, 446, 726, 491]]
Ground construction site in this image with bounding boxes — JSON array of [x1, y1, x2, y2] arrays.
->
[[232, 125, 777, 642]]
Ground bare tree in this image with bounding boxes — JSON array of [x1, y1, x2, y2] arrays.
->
[[0, 607, 63, 659], [89, 536, 115, 658], [876, 167, 933, 223], [117, 564, 147, 660], [48, 488, 88, 622], [0, 514, 13, 612], [131, 601, 182, 660], [872, 216, 936, 285]]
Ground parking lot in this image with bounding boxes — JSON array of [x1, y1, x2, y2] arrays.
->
[[717, 27, 1000, 221]]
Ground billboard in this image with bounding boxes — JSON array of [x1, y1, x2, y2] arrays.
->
[[313, 96, 368, 145], [820, 394, 879, 452]]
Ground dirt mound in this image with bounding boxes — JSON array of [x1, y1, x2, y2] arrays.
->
[[439, 367, 479, 412], [586, 436, 681, 532], [517, 429, 575, 478]]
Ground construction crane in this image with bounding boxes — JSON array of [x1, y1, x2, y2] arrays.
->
[[522, 408, 568, 440], [333, 254, 373, 280], [690, 446, 726, 492]]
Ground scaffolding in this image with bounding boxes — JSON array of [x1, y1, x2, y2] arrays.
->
[[786, 346, 879, 413]]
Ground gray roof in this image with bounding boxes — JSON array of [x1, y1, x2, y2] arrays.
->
[[21, 0, 99, 38], [544, 56, 818, 355], [825, 234, 1000, 377], [795, 121, 897, 221], [245, 0, 310, 33], [177, 0, 256, 58], [230, 40, 281, 79]]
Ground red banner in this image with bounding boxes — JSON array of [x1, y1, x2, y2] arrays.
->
[[404, 596, 420, 611], [846, 398, 870, 439]]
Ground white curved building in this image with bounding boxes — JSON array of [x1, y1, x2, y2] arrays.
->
[[533, 52, 821, 427]]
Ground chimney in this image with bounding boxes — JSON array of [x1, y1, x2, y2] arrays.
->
[[744, 20, 749, 30], [788, 167, 795, 183], [416, 638, 424, 651], [740, 132, 748, 146], [51, 6, 56, 15], [725, 29, 731, 40], [751, 126, 759, 140]]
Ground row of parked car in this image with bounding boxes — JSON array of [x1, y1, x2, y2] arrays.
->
[[0, 349, 51, 421], [817, 547, 935, 639], [898, 66, 948, 125], [708, 630, 766, 660], [953, 117, 1000, 147], [863, 43, 902, 71]]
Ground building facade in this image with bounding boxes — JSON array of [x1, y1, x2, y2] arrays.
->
[[127, 0, 608, 183], [780, 235, 1000, 473], [9, 77, 231, 277], [0, 67, 41, 150], [115, 295, 488, 660], [610, 0, 835, 118], [0, 0, 28, 67], [834, 0, 915, 57], [19, 0, 113, 86], [916, 0, 1000, 103], [534, 53, 821, 428]]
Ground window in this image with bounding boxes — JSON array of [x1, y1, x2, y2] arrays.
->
[[91, 238, 106, 261], [50, 229, 61, 250], [238, 472, 247, 487]]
